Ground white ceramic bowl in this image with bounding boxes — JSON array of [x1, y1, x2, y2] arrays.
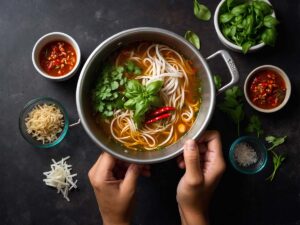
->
[[244, 65, 291, 113], [214, 0, 274, 53], [32, 32, 81, 81]]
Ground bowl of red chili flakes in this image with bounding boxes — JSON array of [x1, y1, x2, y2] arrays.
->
[[32, 32, 81, 81], [244, 65, 291, 113]]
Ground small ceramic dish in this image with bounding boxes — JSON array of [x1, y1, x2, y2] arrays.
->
[[214, 0, 275, 53], [19, 97, 69, 148], [244, 65, 291, 113], [32, 32, 81, 81], [229, 136, 268, 174]]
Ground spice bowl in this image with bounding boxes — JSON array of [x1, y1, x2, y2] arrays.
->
[[19, 97, 69, 148], [244, 65, 291, 113], [32, 32, 81, 81], [229, 136, 268, 174]]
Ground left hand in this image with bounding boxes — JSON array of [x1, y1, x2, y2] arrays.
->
[[88, 152, 150, 225]]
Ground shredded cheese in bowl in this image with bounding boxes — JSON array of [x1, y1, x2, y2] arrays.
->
[[25, 104, 64, 144]]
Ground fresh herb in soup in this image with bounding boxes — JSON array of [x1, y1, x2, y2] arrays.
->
[[92, 43, 201, 151]]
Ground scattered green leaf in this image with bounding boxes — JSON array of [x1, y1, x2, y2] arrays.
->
[[213, 75, 222, 89], [193, 0, 211, 21], [184, 30, 201, 49], [265, 135, 287, 151]]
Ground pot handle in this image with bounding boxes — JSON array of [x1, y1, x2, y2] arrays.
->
[[206, 50, 239, 94]]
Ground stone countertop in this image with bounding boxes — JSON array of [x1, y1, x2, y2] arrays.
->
[[0, 0, 299, 224]]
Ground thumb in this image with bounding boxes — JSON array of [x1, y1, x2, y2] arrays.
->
[[121, 164, 140, 193], [183, 139, 203, 185]]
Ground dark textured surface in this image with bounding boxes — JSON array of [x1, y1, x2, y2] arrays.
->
[[0, 0, 299, 225]]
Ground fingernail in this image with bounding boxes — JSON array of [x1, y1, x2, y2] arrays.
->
[[185, 140, 196, 151]]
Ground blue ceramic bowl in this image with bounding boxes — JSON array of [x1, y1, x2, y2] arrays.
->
[[19, 97, 69, 148], [229, 136, 268, 174]]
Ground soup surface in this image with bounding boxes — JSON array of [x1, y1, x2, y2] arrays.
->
[[92, 42, 201, 151]]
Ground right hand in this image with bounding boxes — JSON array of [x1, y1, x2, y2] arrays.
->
[[176, 131, 226, 225]]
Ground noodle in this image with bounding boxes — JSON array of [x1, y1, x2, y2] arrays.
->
[[98, 43, 200, 150]]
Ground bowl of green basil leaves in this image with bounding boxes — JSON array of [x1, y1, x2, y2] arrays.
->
[[214, 0, 278, 54]]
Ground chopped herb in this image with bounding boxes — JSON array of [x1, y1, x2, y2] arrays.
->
[[184, 30, 201, 49], [92, 65, 128, 118], [125, 60, 142, 75]]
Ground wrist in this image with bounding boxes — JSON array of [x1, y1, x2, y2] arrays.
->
[[178, 203, 209, 225]]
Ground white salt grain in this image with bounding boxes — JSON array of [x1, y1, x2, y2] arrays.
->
[[234, 142, 258, 167]]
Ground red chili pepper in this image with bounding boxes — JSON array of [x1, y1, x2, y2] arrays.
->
[[151, 106, 176, 116], [145, 113, 171, 124]]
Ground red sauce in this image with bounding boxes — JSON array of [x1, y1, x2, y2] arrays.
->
[[39, 41, 76, 76], [247, 69, 286, 109]]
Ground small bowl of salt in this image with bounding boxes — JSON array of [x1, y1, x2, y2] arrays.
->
[[229, 136, 268, 174]]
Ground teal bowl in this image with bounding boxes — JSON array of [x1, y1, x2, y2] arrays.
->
[[229, 136, 268, 174], [19, 97, 69, 148]]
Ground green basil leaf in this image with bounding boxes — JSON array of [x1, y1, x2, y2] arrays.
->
[[146, 80, 163, 95], [231, 4, 248, 16], [124, 98, 137, 110], [220, 13, 235, 23], [184, 30, 201, 49], [110, 81, 119, 90], [245, 14, 254, 35], [253, 1, 272, 15], [261, 28, 277, 46], [242, 41, 253, 54], [222, 26, 232, 38], [226, 0, 235, 10], [263, 15, 279, 28], [193, 0, 211, 21], [125, 80, 143, 98]]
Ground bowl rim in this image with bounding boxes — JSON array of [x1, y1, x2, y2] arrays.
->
[[214, 0, 273, 53], [243, 65, 291, 113], [32, 31, 81, 81], [76, 27, 216, 164], [19, 97, 69, 148], [229, 135, 268, 174]]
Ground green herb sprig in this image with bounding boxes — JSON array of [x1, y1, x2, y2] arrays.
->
[[246, 115, 263, 137], [219, 0, 279, 53], [124, 80, 163, 127], [265, 135, 287, 151], [218, 86, 244, 136], [184, 30, 201, 49], [266, 150, 286, 181]]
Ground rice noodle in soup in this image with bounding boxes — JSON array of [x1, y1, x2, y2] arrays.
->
[[92, 42, 201, 151]]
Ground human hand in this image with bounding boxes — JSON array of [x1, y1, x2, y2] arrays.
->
[[176, 131, 226, 225], [88, 152, 150, 225]]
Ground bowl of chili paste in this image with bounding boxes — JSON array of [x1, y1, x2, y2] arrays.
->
[[244, 65, 291, 113], [32, 32, 81, 81]]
